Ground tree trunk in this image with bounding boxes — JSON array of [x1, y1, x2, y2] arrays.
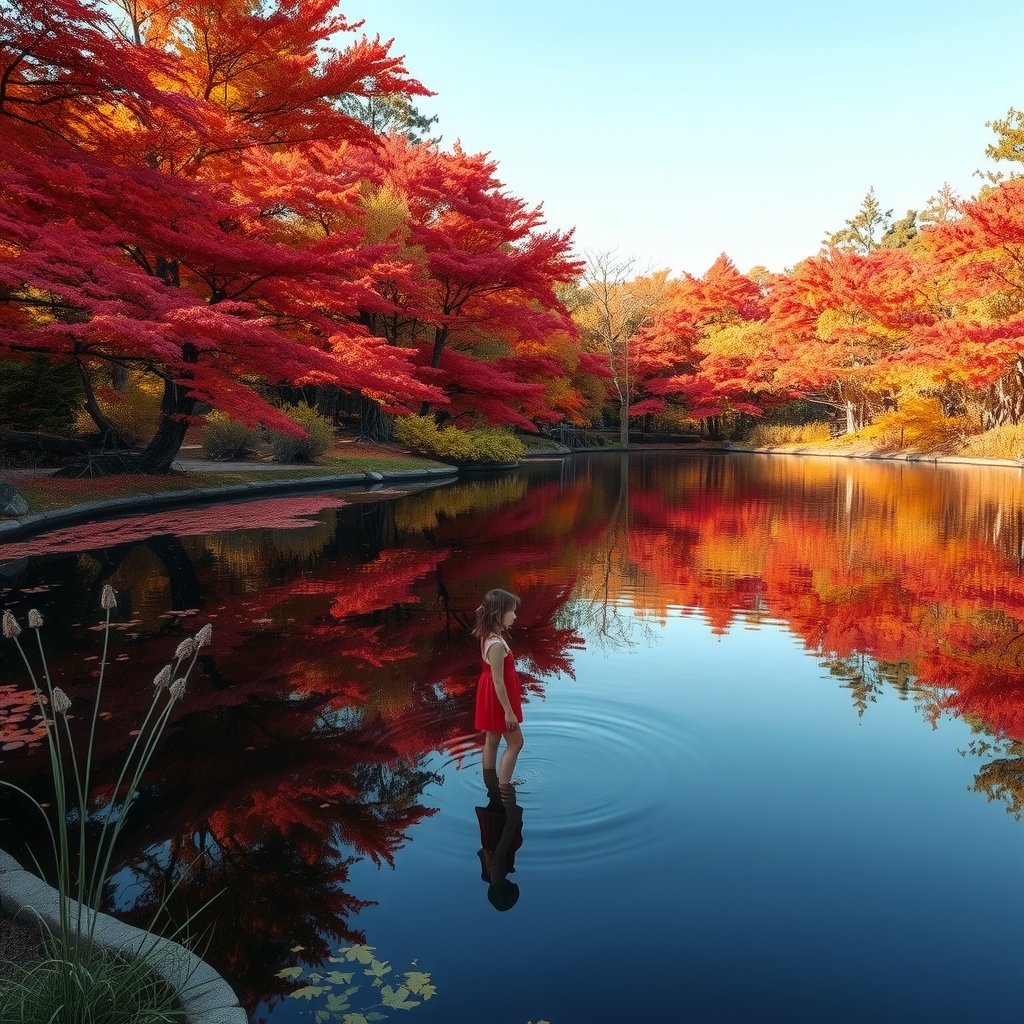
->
[[702, 415, 722, 441], [360, 396, 394, 443], [135, 376, 195, 474], [75, 358, 131, 449], [619, 401, 629, 448], [0, 430, 88, 457], [316, 385, 340, 424]]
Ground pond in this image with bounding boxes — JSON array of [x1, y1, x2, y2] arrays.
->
[[2, 452, 1024, 1023]]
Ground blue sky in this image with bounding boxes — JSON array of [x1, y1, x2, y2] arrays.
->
[[353, 1, 1023, 277]]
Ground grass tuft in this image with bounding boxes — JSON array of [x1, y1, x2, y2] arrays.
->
[[744, 422, 831, 447], [958, 422, 1024, 460]]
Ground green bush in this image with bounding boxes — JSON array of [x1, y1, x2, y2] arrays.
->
[[267, 404, 335, 463], [201, 411, 262, 461], [394, 416, 525, 464], [0, 355, 83, 433]]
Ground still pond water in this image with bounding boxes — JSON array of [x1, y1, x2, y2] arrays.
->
[[2, 453, 1024, 1023]]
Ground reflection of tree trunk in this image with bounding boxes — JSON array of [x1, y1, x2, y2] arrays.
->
[[360, 500, 397, 555], [145, 536, 202, 610], [81, 537, 201, 614], [436, 565, 471, 637], [619, 454, 629, 535]]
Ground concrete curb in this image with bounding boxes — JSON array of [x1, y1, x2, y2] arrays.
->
[[725, 445, 1024, 468], [0, 849, 245, 1023], [0, 467, 458, 543]]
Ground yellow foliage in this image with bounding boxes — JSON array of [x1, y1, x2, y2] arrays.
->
[[393, 415, 525, 463], [958, 422, 1024, 460], [745, 422, 831, 447], [859, 397, 972, 454], [267, 405, 335, 463], [361, 184, 411, 245], [75, 370, 164, 445], [394, 477, 528, 534]]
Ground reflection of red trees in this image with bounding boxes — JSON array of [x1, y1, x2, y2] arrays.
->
[[618, 456, 1024, 742], [0, 478, 589, 1014], [6, 456, 1024, 1009], [0, 495, 351, 560]]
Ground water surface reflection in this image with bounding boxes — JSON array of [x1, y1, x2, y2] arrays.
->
[[2, 453, 1024, 1020]]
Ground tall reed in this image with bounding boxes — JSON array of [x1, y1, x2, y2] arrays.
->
[[0, 591, 213, 1023]]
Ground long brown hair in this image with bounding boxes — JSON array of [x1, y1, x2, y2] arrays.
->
[[472, 589, 520, 641]]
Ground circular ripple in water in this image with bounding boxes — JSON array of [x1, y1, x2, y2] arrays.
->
[[423, 691, 730, 876]]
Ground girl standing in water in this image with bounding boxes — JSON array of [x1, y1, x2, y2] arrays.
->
[[473, 589, 524, 786]]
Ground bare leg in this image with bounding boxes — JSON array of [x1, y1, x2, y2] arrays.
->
[[498, 726, 524, 786], [482, 731, 501, 771]]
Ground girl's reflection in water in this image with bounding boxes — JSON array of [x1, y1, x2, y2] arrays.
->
[[475, 768, 524, 912]]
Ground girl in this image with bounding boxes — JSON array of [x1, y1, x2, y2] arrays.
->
[[473, 589, 524, 786]]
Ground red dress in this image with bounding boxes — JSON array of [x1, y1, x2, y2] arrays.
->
[[474, 636, 523, 732]]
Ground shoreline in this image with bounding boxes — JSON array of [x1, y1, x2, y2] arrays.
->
[[0, 466, 458, 544], [3, 443, 1022, 546], [723, 443, 1024, 470]]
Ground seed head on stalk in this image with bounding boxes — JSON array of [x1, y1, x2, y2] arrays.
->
[[100, 585, 117, 610], [169, 679, 186, 701], [3, 610, 21, 639], [28, 609, 43, 628], [174, 638, 196, 661], [51, 688, 72, 716], [194, 624, 213, 648], [153, 665, 173, 690]]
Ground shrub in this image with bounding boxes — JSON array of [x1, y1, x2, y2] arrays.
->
[[958, 421, 1024, 461], [860, 397, 972, 454], [744, 422, 832, 447], [267, 405, 335, 463], [649, 409, 700, 434], [468, 427, 526, 463], [201, 412, 262, 461], [0, 355, 83, 433], [393, 416, 525, 464]]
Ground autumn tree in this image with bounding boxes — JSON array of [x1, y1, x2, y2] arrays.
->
[[823, 187, 894, 254], [349, 135, 583, 435], [566, 251, 671, 446], [632, 255, 777, 439], [768, 246, 942, 433], [0, 0, 440, 472], [978, 106, 1024, 184], [923, 178, 1024, 427]]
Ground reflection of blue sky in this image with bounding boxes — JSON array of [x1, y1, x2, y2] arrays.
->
[[354, 0, 1024, 276], [296, 610, 1024, 1024]]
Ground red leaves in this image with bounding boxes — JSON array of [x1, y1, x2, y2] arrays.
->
[[633, 255, 775, 422], [0, 0, 446, 447]]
